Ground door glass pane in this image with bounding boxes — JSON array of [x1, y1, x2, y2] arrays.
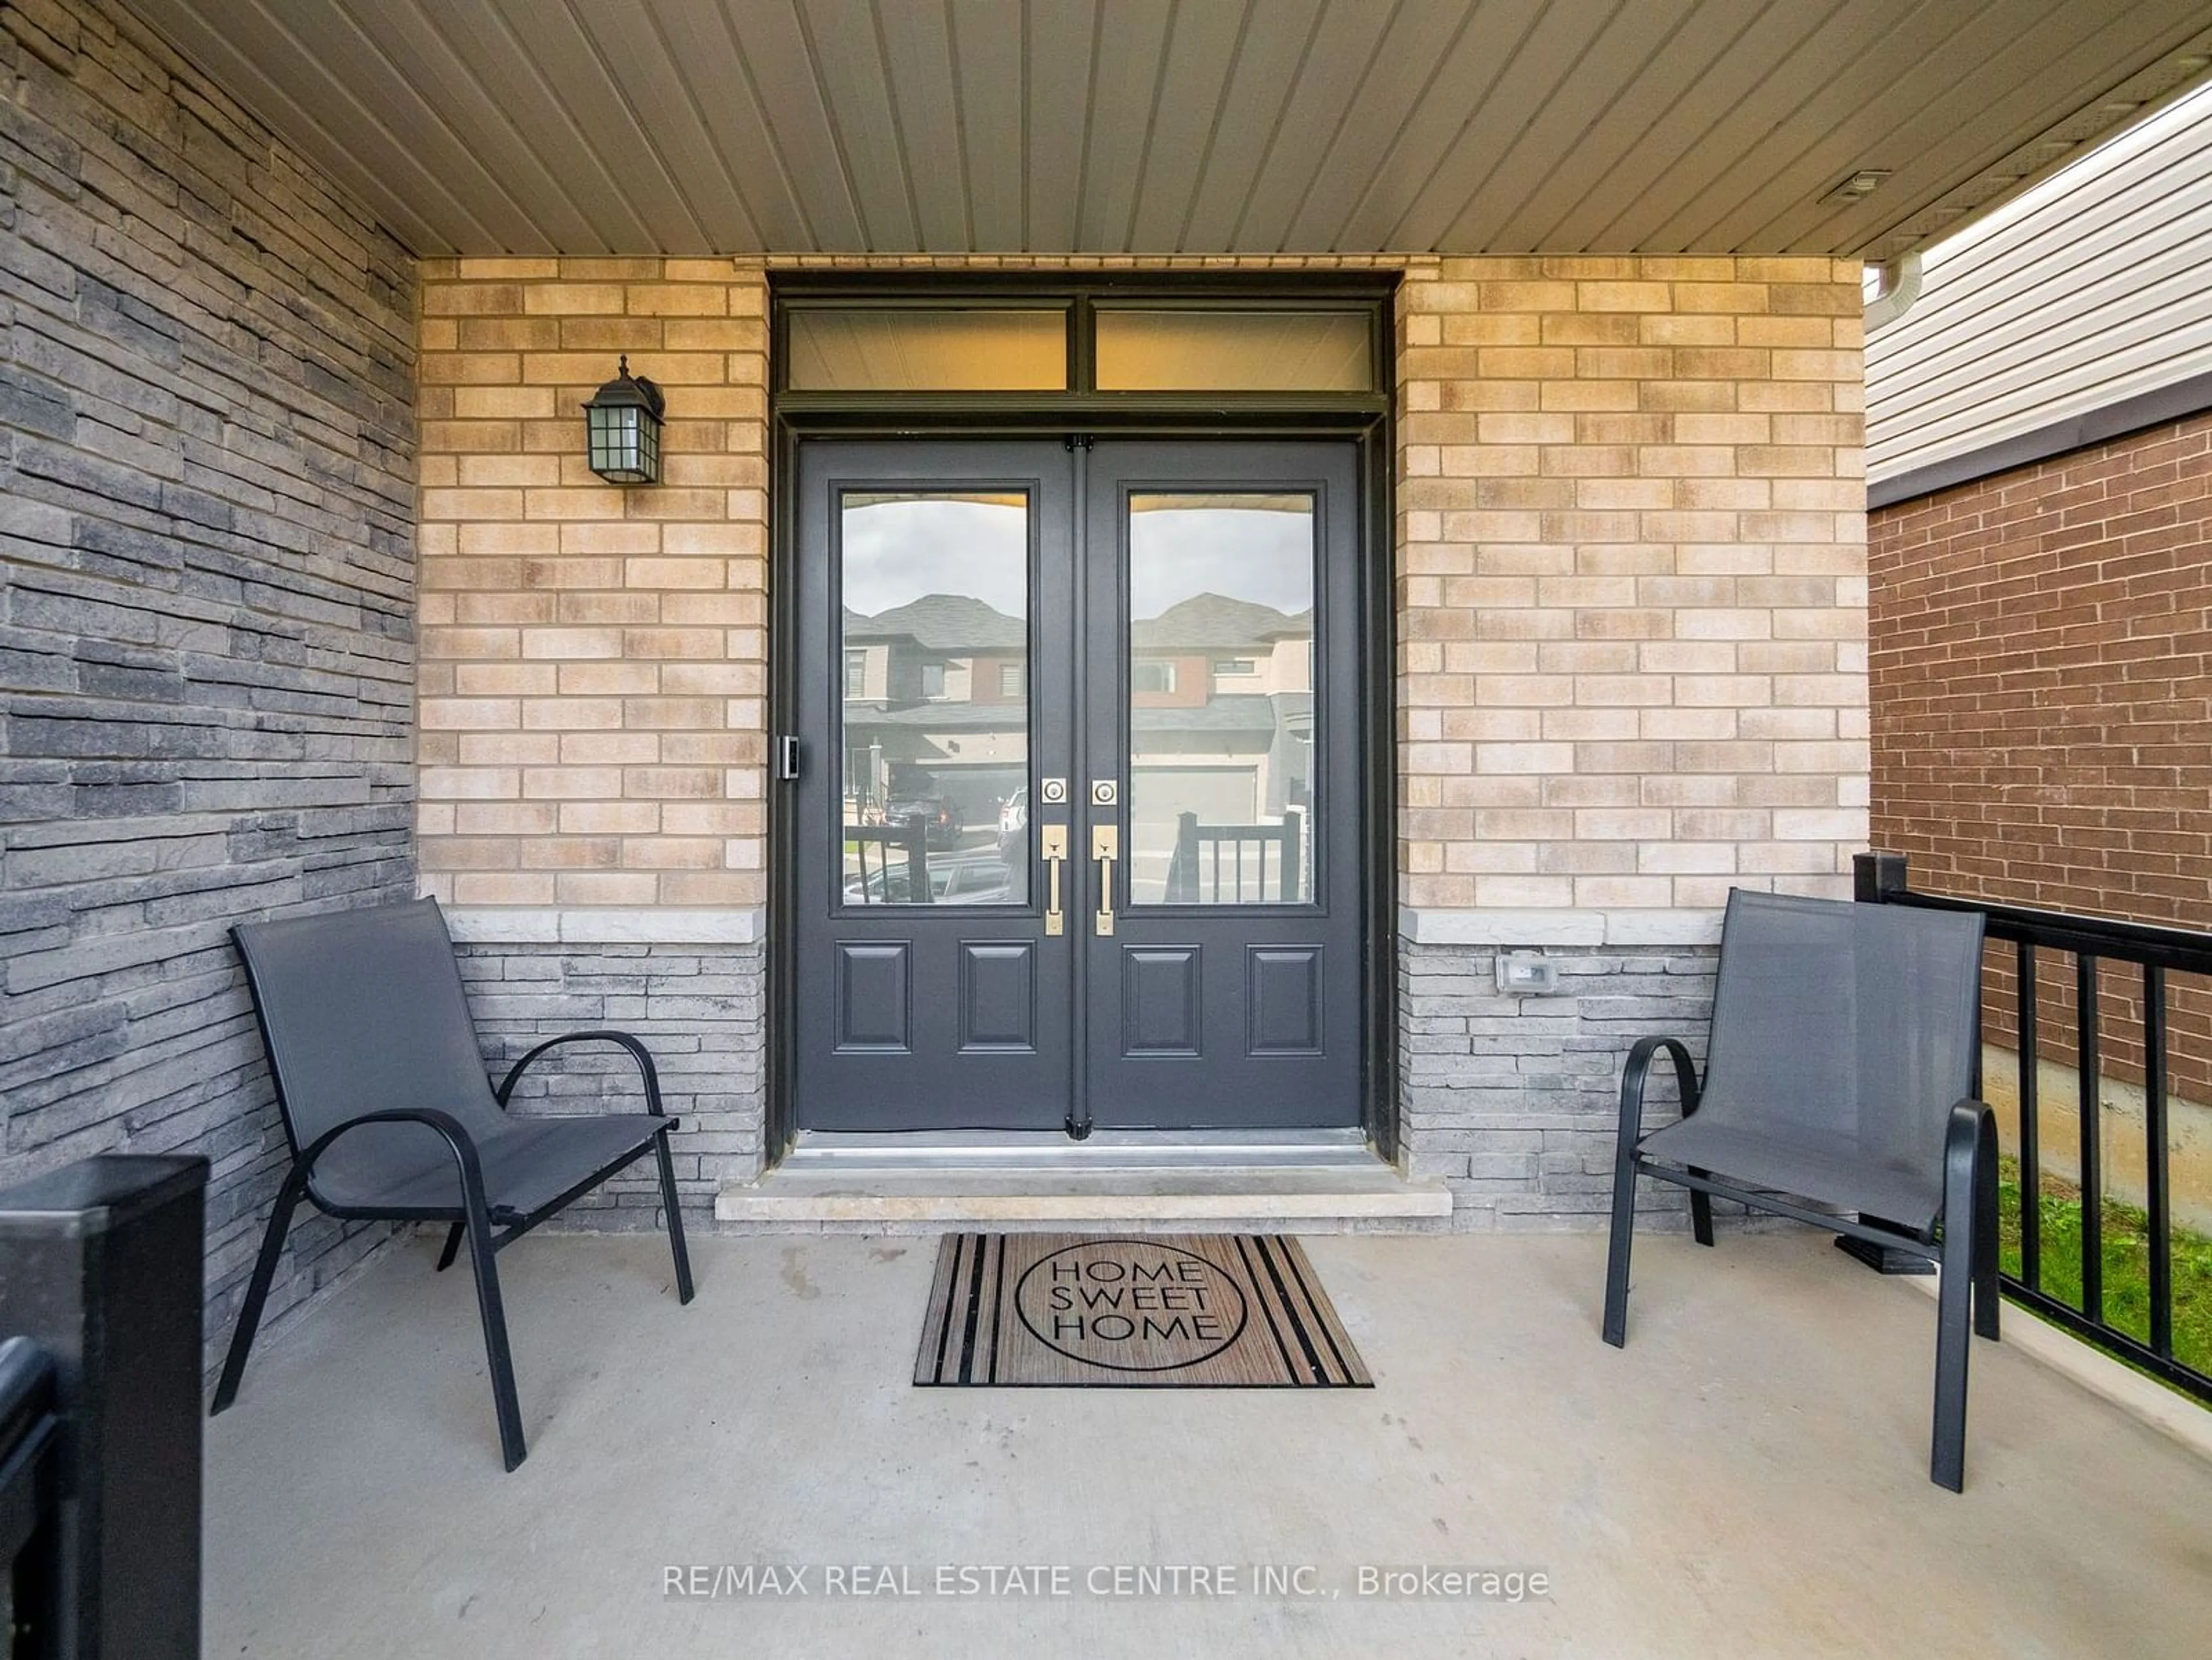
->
[[840, 492, 1029, 905], [1126, 493, 1316, 905], [790, 309, 1068, 391], [1094, 310, 1372, 391]]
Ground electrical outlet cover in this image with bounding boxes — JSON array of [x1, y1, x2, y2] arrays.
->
[[1496, 952, 1558, 994]]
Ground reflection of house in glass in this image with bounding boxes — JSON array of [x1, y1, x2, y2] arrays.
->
[[1128, 594, 1313, 904], [838, 586, 1313, 907], [842, 592, 1031, 828]]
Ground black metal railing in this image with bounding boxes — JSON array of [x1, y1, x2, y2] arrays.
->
[[1164, 808, 1302, 903], [845, 821, 930, 904], [1857, 851, 2212, 1405]]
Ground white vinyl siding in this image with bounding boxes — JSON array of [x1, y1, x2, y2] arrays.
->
[[1867, 81, 2212, 487]]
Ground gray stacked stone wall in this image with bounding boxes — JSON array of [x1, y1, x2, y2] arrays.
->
[[454, 942, 768, 1220], [1398, 940, 1718, 1230], [0, 0, 418, 1364]]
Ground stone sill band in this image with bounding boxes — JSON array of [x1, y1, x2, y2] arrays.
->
[[442, 907, 768, 945], [1397, 907, 1724, 947], [440, 906, 1725, 949]]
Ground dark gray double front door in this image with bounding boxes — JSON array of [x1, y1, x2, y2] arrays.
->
[[791, 438, 1362, 1134]]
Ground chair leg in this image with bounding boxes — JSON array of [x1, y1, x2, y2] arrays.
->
[[459, 1195, 528, 1472], [1931, 1104, 1986, 1492], [1932, 1227, 1972, 1491], [1603, 1143, 1639, 1347], [1687, 1170, 1715, 1248], [210, 1165, 310, 1413], [434, 1222, 464, 1272], [1972, 1112, 2001, 1341], [653, 1129, 695, 1305]]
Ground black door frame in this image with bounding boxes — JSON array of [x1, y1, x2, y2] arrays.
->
[[765, 272, 1399, 1163]]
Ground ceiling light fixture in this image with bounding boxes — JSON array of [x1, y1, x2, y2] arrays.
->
[[1821, 169, 1892, 205]]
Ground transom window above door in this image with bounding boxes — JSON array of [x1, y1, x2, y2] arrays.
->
[[775, 282, 1386, 397]]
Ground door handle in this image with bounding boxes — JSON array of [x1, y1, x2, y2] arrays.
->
[[1091, 824, 1118, 937], [1041, 824, 1068, 937]]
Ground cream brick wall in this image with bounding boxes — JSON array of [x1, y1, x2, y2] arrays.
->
[[415, 253, 1868, 917], [1395, 256, 1869, 911], [416, 257, 770, 908]]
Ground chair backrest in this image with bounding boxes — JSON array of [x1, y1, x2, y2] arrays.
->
[[1697, 890, 1984, 1174], [231, 899, 503, 1160]]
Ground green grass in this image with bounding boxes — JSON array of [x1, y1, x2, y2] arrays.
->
[[1995, 1156, 2212, 1387]]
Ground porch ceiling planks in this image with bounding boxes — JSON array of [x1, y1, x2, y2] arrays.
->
[[121, 0, 2212, 259]]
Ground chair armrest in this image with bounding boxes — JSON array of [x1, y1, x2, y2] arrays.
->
[[1621, 1035, 1701, 1134], [294, 1109, 490, 1199], [1941, 1097, 1994, 1211], [494, 1030, 665, 1116]]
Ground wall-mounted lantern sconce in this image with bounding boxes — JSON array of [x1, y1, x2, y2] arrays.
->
[[582, 356, 665, 484]]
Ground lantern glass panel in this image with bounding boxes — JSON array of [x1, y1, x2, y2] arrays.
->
[[587, 403, 658, 484]]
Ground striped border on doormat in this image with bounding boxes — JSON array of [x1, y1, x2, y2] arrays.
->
[[915, 1233, 1370, 1388]]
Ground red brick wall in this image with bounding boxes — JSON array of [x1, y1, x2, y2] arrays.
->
[[1869, 411, 2212, 1099]]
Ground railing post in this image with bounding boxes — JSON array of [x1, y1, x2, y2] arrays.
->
[[1853, 850, 1908, 903], [2143, 963, 2173, 1359], [1166, 811, 1198, 903], [2076, 952, 2104, 1325], [2017, 941, 2042, 1290], [895, 820, 924, 900], [0, 1155, 208, 1660]]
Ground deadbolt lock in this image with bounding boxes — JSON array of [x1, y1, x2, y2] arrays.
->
[[1090, 779, 1118, 806]]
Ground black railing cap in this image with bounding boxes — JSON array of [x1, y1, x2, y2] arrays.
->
[[0, 1154, 209, 1240]]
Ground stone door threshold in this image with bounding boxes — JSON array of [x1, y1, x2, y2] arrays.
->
[[714, 1134, 1452, 1229], [779, 1125, 1378, 1171]]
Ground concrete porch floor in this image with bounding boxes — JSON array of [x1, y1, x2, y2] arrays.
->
[[206, 1228, 2212, 1659]]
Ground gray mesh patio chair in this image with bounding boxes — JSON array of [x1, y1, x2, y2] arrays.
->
[[210, 897, 695, 1470], [1602, 889, 2001, 1491]]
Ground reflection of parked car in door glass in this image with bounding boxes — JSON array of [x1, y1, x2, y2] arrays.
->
[[842, 854, 1009, 907], [885, 790, 963, 848], [938, 860, 1010, 905], [997, 786, 1028, 863], [842, 861, 926, 905]]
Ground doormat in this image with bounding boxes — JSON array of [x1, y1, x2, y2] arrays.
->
[[915, 1233, 1370, 1388]]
